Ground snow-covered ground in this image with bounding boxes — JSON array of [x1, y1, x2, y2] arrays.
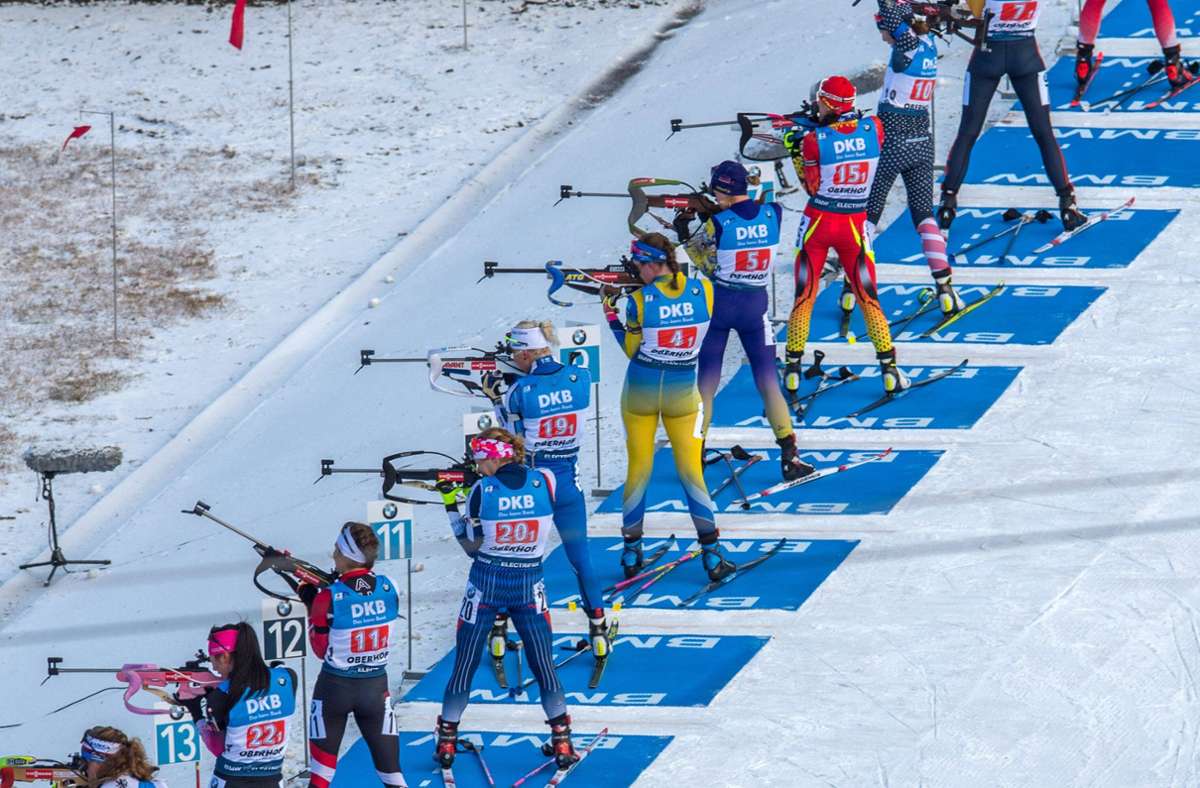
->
[[8, 0, 1200, 785]]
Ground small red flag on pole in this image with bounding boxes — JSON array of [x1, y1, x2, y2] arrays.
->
[[229, 0, 247, 49], [62, 125, 92, 151]]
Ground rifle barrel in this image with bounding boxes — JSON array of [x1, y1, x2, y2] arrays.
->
[[484, 266, 550, 275], [672, 119, 738, 131], [324, 467, 383, 475], [361, 357, 427, 363], [187, 504, 273, 550]]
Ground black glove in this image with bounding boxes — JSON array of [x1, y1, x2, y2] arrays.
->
[[296, 582, 319, 607], [173, 692, 206, 722]]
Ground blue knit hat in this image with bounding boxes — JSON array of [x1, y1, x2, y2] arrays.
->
[[709, 160, 748, 196]]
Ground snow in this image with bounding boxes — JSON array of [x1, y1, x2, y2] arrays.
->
[[5, 0, 1200, 785]]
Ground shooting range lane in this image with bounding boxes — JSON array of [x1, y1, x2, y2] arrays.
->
[[542, 537, 857, 612], [1091, 0, 1200, 39], [710, 363, 1022, 431], [1031, 55, 1200, 112], [957, 125, 1200, 187], [593, 448, 942, 517], [773, 283, 1106, 345], [874, 205, 1179, 268], [331, 729, 671, 787]]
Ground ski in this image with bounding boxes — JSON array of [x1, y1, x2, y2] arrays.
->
[[710, 450, 758, 494], [441, 765, 457, 786], [1081, 61, 1165, 111], [622, 551, 698, 599], [520, 641, 591, 690], [887, 288, 935, 333], [950, 207, 1021, 255], [676, 538, 789, 608], [1070, 50, 1104, 106], [600, 536, 674, 597], [1032, 197, 1135, 254], [1143, 72, 1200, 109], [587, 619, 619, 689], [545, 728, 609, 786], [917, 282, 1005, 339], [736, 449, 893, 506], [846, 360, 969, 418]]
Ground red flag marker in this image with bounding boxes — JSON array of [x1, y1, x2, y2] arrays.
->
[[61, 125, 91, 151], [229, 0, 247, 49]]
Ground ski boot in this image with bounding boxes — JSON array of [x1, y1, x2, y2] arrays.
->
[[620, 537, 644, 579], [1163, 45, 1196, 89], [434, 716, 458, 768], [776, 433, 814, 482], [1074, 42, 1096, 86], [783, 350, 803, 394], [1058, 187, 1087, 232], [877, 349, 910, 395], [544, 714, 580, 769], [588, 615, 611, 660], [932, 269, 964, 315], [937, 189, 957, 230], [699, 535, 737, 582]]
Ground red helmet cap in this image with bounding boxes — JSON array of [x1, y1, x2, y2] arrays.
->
[[817, 75, 856, 114]]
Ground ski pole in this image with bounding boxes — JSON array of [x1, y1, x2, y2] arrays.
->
[[605, 550, 693, 594], [629, 551, 698, 595], [997, 209, 1052, 264], [511, 756, 557, 787], [951, 207, 1022, 255], [456, 741, 495, 787]]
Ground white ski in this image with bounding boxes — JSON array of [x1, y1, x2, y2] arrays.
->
[[1032, 197, 1135, 254]]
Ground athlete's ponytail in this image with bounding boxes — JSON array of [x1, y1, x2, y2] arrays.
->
[[639, 232, 682, 282], [82, 726, 158, 783]]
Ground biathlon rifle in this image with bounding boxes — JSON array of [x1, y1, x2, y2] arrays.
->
[[356, 344, 520, 399], [182, 500, 334, 602], [557, 177, 716, 238], [667, 110, 820, 162], [478, 259, 643, 308], [0, 757, 86, 788], [42, 654, 221, 719], [319, 450, 479, 505]]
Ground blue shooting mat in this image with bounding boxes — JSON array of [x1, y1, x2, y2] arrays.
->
[[402, 630, 769, 707], [544, 536, 858, 611], [957, 125, 1200, 188], [594, 447, 939, 516], [332, 729, 671, 787], [773, 282, 1105, 345], [710, 362, 1021, 430], [1091, 0, 1200, 38], [1029, 55, 1198, 112], [874, 205, 1176, 269]]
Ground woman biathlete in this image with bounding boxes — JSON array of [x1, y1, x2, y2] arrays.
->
[[868, 2, 964, 316], [298, 523, 403, 788], [602, 233, 735, 582], [1076, 0, 1193, 89], [433, 428, 578, 771], [77, 726, 167, 787], [691, 160, 814, 482], [939, 0, 1087, 233], [175, 623, 297, 788], [483, 320, 611, 666]]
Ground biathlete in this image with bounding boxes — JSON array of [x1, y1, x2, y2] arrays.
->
[[1076, 0, 1194, 89], [175, 622, 297, 788], [482, 319, 611, 666], [298, 523, 403, 788], [783, 76, 911, 396], [939, 0, 1086, 232], [602, 233, 735, 582], [77, 726, 167, 787], [688, 160, 814, 482], [868, 2, 964, 316], [433, 429, 578, 771]]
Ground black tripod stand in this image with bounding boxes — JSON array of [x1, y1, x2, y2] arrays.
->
[[20, 471, 111, 586]]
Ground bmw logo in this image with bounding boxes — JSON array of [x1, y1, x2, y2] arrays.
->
[[572, 328, 588, 346], [476, 414, 495, 430], [382, 502, 398, 520], [276, 600, 293, 618]]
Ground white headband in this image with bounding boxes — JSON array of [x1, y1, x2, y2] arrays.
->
[[335, 525, 367, 564], [506, 327, 550, 351]]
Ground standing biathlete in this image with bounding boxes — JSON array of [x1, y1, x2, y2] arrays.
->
[[783, 76, 911, 396], [939, 0, 1087, 232], [484, 319, 611, 665], [1076, 0, 1193, 88], [175, 622, 297, 788], [299, 523, 403, 788], [690, 160, 814, 482], [433, 429, 578, 771], [868, 2, 964, 316], [602, 233, 736, 582]]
